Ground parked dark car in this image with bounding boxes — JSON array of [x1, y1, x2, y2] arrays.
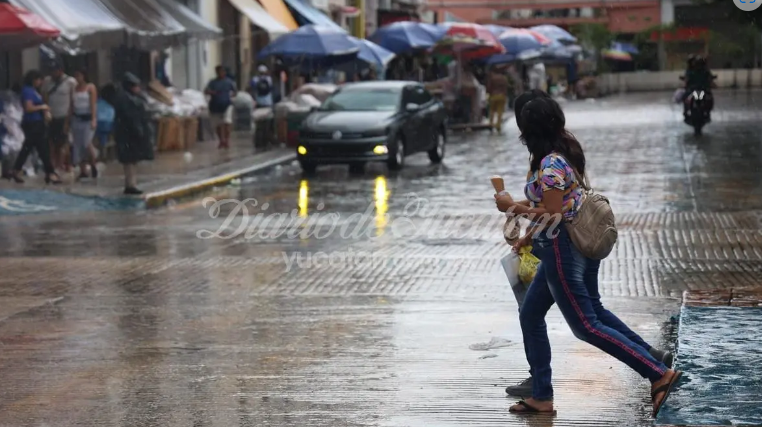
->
[[297, 81, 448, 174]]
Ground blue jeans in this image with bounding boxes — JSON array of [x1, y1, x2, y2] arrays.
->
[[519, 224, 667, 401]]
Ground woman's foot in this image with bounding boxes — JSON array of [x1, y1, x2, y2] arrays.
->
[[7, 172, 24, 183], [45, 174, 62, 185], [649, 348, 674, 368], [651, 369, 683, 417], [90, 165, 99, 179], [509, 398, 556, 414], [505, 377, 533, 396], [124, 187, 143, 195]]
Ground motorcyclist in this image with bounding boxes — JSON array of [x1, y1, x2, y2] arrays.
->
[[682, 55, 714, 119]]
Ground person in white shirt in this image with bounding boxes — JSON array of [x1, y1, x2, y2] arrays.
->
[[528, 62, 547, 92], [42, 65, 76, 171], [249, 65, 273, 108]]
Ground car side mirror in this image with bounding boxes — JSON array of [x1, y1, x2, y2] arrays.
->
[[405, 103, 420, 113]]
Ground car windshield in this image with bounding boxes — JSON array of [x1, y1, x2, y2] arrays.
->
[[319, 88, 400, 112]]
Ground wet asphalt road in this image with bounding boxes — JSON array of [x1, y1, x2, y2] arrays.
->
[[1, 90, 761, 426]]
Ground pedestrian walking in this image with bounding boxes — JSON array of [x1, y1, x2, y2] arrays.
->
[[495, 95, 681, 417], [109, 73, 154, 195], [8, 70, 61, 184], [206, 65, 237, 149], [42, 64, 76, 172], [69, 69, 99, 180], [486, 67, 508, 134]]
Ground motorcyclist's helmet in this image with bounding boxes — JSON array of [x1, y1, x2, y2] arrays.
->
[[687, 54, 697, 67], [694, 56, 707, 69]]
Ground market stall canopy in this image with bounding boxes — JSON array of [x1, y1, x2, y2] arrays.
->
[[258, 0, 299, 30], [154, 0, 221, 41], [97, 0, 193, 50], [9, 0, 125, 53], [282, 0, 345, 32], [227, 0, 289, 39], [0, 3, 60, 50]]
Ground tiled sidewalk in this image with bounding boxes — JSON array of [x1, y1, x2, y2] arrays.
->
[[0, 132, 295, 205]]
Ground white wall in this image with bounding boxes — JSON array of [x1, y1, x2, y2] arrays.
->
[[597, 69, 762, 94], [200, 0, 220, 87]]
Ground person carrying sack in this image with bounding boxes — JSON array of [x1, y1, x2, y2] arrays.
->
[[249, 65, 273, 109], [494, 95, 680, 417]]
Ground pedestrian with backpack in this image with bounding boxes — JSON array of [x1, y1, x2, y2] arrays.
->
[[495, 95, 681, 417], [250, 65, 273, 109]]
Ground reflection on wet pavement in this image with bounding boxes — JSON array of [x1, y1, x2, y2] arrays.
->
[[0, 90, 761, 426]]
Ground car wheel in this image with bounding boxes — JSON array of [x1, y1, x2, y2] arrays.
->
[[348, 162, 365, 174], [300, 161, 317, 175], [428, 129, 446, 163], [387, 136, 405, 170]]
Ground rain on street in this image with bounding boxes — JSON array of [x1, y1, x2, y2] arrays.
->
[[1, 90, 761, 426]]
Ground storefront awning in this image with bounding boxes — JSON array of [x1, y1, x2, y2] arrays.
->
[[227, 0, 290, 39], [97, 0, 188, 50], [258, 0, 299, 31], [9, 0, 126, 53], [281, 0, 345, 33], [154, 0, 221, 41]]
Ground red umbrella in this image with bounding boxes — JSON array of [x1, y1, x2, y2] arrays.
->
[[434, 23, 505, 61], [0, 3, 60, 50]]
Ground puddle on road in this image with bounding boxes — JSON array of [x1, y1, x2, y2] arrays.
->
[[0, 189, 143, 215], [469, 337, 513, 351]]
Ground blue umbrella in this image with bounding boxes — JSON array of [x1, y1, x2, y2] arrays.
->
[[369, 21, 446, 54], [530, 25, 577, 45], [257, 25, 359, 61], [351, 37, 395, 69]]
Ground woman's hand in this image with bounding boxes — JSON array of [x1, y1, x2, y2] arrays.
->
[[512, 234, 532, 252], [91, 118, 97, 130], [495, 193, 514, 212]]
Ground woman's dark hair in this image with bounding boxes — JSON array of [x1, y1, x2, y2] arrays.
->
[[23, 70, 43, 87], [514, 90, 550, 129], [100, 83, 117, 105], [74, 69, 89, 83], [519, 97, 586, 178]]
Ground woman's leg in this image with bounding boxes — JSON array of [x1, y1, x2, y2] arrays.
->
[[539, 226, 667, 383], [518, 262, 555, 401], [583, 260, 652, 351]]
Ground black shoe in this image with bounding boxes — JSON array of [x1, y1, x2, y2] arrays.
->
[[649, 348, 674, 368], [124, 187, 143, 195], [505, 377, 532, 396], [91, 166, 98, 179]]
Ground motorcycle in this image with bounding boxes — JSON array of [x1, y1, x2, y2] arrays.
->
[[679, 75, 717, 136]]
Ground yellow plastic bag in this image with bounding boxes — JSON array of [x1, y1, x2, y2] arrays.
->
[[518, 246, 540, 284]]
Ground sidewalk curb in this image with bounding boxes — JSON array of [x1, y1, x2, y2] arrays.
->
[[143, 152, 296, 209]]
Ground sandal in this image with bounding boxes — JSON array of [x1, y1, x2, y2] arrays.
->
[[509, 400, 557, 414], [651, 370, 683, 418]]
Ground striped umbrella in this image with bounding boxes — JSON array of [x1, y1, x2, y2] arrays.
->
[[530, 25, 577, 45], [602, 48, 632, 61], [433, 23, 505, 61], [498, 28, 552, 55]]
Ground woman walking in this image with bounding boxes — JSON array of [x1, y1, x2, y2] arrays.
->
[[70, 70, 99, 179], [108, 73, 154, 195], [495, 96, 681, 417], [8, 70, 60, 184]]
